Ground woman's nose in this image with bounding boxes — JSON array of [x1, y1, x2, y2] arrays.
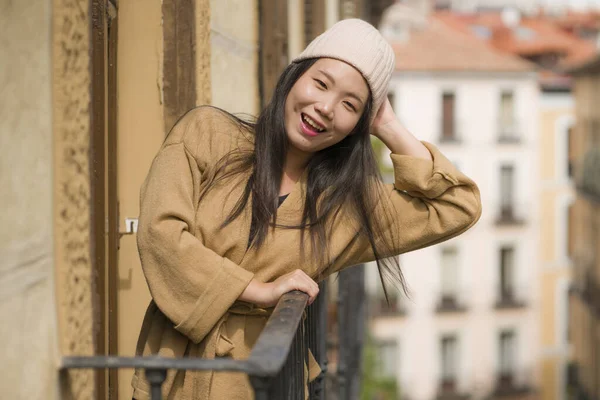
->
[[315, 101, 334, 120]]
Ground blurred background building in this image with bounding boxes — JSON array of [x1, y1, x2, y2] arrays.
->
[[567, 53, 600, 400], [365, 1, 600, 400], [368, 3, 541, 399]]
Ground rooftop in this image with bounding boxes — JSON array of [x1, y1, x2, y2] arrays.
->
[[382, 4, 535, 73], [433, 10, 599, 88]]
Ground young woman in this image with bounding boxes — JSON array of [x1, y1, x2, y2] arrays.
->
[[131, 19, 481, 400]]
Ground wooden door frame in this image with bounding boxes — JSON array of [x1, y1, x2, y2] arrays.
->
[[90, 0, 108, 397], [162, 0, 197, 133], [90, 0, 119, 398], [259, 0, 289, 107], [91, 0, 204, 397], [107, 2, 119, 398]]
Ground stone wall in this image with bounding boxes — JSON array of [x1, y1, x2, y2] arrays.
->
[[0, 0, 58, 398], [210, 0, 259, 115]]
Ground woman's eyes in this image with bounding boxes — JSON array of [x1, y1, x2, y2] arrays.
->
[[344, 101, 357, 112], [315, 79, 327, 89]]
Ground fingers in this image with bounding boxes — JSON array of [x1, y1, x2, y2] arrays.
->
[[279, 269, 319, 305], [290, 269, 319, 305]]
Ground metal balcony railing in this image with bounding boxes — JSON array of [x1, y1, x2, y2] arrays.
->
[[60, 289, 327, 400], [492, 367, 535, 397], [438, 118, 465, 144], [494, 285, 528, 310], [435, 290, 469, 313], [436, 375, 470, 400], [368, 294, 407, 317], [59, 266, 367, 400], [497, 119, 522, 144], [494, 203, 527, 226]]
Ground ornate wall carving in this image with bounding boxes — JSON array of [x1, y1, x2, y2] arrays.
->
[[196, 0, 212, 105], [52, 0, 96, 398]]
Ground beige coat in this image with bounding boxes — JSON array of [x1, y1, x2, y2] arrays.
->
[[131, 106, 482, 399]]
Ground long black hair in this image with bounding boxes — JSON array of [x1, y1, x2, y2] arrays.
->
[[200, 58, 407, 298]]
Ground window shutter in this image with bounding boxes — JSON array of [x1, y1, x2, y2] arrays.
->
[[259, 0, 289, 106], [304, 0, 326, 46]]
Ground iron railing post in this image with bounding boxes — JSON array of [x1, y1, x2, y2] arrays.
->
[[145, 368, 167, 400], [337, 264, 366, 400], [250, 376, 271, 400], [307, 280, 328, 399]]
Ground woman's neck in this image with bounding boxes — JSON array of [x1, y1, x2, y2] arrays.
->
[[280, 148, 311, 195]]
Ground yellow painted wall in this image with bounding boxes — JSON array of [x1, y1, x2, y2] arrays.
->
[[116, 0, 165, 397], [540, 359, 558, 400], [0, 0, 58, 398], [540, 194, 557, 263], [538, 104, 574, 400]]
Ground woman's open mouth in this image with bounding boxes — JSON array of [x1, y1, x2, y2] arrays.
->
[[300, 113, 326, 137]]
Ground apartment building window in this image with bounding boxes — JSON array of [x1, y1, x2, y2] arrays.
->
[[498, 330, 516, 385], [589, 118, 600, 147], [370, 285, 404, 317], [498, 165, 518, 223], [498, 90, 519, 143], [438, 247, 464, 312], [376, 340, 399, 378], [568, 203, 575, 259], [441, 91, 457, 142], [499, 247, 516, 304], [440, 335, 459, 391], [568, 125, 575, 178]]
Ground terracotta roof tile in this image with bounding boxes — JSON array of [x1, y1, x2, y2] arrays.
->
[[391, 17, 535, 72], [434, 11, 598, 70]]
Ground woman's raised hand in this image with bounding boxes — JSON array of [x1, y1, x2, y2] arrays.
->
[[370, 96, 398, 139], [238, 269, 319, 308]]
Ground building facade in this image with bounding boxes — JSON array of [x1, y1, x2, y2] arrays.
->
[[367, 4, 541, 400], [567, 54, 600, 400], [437, 10, 597, 399]]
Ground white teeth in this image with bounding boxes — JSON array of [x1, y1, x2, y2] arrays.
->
[[303, 114, 324, 132]]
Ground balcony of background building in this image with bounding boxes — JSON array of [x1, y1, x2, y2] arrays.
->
[[578, 146, 600, 201], [571, 246, 599, 311], [436, 334, 470, 400], [497, 118, 523, 144], [438, 117, 465, 145], [494, 202, 527, 226], [566, 362, 595, 400], [491, 367, 536, 398], [368, 289, 408, 317], [435, 289, 469, 314], [494, 284, 528, 310], [436, 374, 470, 400]]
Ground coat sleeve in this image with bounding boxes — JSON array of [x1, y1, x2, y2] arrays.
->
[[136, 107, 254, 344], [329, 141, 482, 272]]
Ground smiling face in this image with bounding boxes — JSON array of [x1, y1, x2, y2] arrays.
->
[[284, 58, 370, 160]]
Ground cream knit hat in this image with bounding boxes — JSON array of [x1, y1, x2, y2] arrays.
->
[[292, 18, 396, 121]]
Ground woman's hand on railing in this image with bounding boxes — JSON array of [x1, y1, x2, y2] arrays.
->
[[239, 270, 319, 308]]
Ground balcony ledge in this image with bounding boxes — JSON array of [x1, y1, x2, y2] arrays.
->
[[495, 216, 526, 226], [494, 298, 527, 310], [497, 135, 522, 145]]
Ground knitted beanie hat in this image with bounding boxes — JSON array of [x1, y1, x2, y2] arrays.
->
[[292, 18, 396, 121]]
